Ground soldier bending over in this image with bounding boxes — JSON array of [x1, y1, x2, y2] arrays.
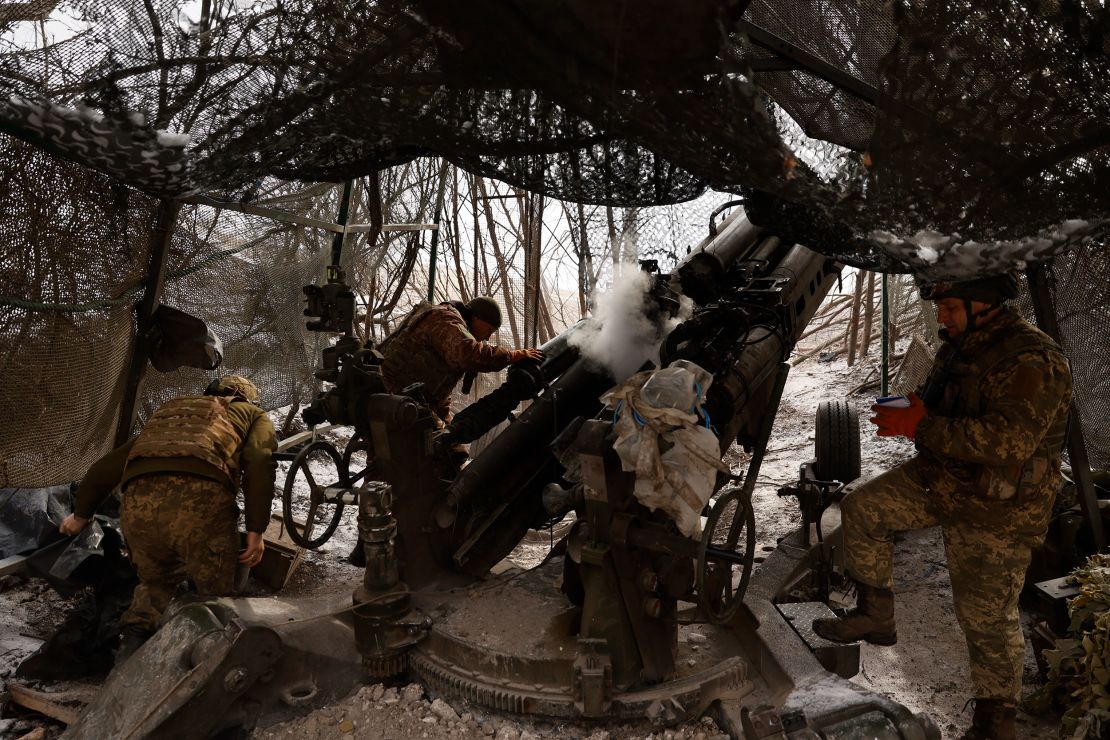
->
[[379, 295, 543, 423], [59, 375, 277, 662]]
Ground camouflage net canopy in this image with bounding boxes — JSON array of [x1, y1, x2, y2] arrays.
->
[[0, 1, 1108, 486], [0, 1, 1106, 276]]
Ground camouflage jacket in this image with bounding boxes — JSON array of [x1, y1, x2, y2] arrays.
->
[[74, 400, 277, 532], [915, 307, 1072, 540], [379, 302, 514, 420]]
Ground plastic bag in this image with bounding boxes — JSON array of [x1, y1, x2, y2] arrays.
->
[[602, 361, 726, 537], [639, 359, 712, 411], [50, 518, 107, 580], [0, 485, 73, 558]]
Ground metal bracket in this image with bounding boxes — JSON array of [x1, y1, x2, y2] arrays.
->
[[573, 638, 613, 718], [741, 705, 790, 739]]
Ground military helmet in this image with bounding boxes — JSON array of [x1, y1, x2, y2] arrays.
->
[[918, 270, 1020, 305], [465, 296, 503, 329], [206, 374, 261, 405]]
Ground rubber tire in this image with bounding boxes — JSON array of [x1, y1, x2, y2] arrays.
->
[[814, 399, 861, 483]]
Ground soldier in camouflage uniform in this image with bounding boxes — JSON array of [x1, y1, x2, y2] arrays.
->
[[347, 297, 543, 567], [379, 296, 543, 423], [59, 375, 277, 661], [812, 272, 1072, 740]]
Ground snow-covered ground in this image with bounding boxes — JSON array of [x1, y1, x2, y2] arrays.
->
[[0, 342, 1062, 739]]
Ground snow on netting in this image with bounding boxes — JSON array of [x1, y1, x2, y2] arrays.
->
[[0, 2, 1107, 485], [0, 2, 1104, 276]]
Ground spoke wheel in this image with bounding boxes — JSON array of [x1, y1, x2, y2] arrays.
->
[[342, 433, 373, 487], [696, 487, 756, 625], [282, 440, 346, 549]]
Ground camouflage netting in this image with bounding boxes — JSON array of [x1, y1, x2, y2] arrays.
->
[[0, 1, 1106, 275], [0, 1, 1107, 485]]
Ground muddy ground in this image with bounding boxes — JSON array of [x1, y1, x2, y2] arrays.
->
[[0, 343, 1064, 739]]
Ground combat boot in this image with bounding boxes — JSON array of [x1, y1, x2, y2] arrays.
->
[[960, 699, 1016, 740], [811, 581, 897, 645]]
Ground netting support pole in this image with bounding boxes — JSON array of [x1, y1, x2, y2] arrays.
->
[[115, 198, 182, 446], [880, 272, 889, 395], [426, 160, 450, 302], [330, 180, 355, 272], [1026, 262, 1105, 553]]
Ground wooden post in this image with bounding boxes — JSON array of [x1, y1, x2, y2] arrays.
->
[[861, 271, 876, 357], [114, 198, 181, 446], [1026, 262, 1105, 553], [426, 160, 450, 302], [847, 268, 865, 365]]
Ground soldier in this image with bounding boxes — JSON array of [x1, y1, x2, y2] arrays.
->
[[347, 297, 543, 567], [811, 272, 1072, 740], [379, 296, 543, 423], [59, 375, 277, 661]]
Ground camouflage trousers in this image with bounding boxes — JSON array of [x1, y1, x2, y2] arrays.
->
[[839, 457, 1031, 703], [120, 473, 239, 631]]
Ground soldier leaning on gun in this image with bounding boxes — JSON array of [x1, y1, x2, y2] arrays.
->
[[811, 272, 1072, 740], [379, 295, 543, 423], [347, 296, 543, 567], [59, 375, 277, 663]]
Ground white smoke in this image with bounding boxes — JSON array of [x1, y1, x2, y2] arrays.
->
[[568, 270, 688, 382]]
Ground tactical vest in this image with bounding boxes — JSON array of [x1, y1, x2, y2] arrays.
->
[[127, 395, 243, 487], [933, 324, 1069, 500], [379, 302, 467, 410]]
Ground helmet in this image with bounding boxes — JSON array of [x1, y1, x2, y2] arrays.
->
[[206, 375, 261, 405], [465, 296, 503, 329], [918, 271, 1020, 305]]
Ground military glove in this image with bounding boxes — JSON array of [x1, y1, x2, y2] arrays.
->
[[871, 393, 927, 439]]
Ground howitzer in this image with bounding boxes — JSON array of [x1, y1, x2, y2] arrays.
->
[[71, 212, 938, 739]]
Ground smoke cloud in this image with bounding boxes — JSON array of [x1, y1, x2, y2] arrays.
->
[[568, 269, 687, 382]]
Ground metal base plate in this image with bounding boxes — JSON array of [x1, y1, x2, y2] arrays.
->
[[776, 601, 860, 679], [408, 559, 755, 722]]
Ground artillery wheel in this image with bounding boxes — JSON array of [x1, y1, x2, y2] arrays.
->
[[342, 433, 373, 487], [282, 440, 346, 549], [814, 400, 861, 483], [696, 487, 755, 625]]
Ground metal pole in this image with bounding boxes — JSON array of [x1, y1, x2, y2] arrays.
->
[[1025, 262, 1105, 553], [880, 272, 889, 396], [426, 160, 450, 302], [329, 180, 355, 277], [114, 198, 181, 446]]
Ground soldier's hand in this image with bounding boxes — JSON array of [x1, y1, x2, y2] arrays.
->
[[871, 393, 927, 439], [239, 531, 266, 567], [59, 514, 90, 536], [510, 348, 545, 364]]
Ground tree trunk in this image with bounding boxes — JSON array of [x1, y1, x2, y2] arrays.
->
[[847, 268, 865, 365], [476, 177, 521, 347], [861, 271, 877, 357], [606, 206, 620, 272], [448, 166, 468, 302]]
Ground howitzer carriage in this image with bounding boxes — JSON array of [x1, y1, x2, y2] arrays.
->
[[73, 214, 936, 740]]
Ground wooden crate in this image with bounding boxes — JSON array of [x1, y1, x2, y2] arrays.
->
[[251, 513, 308, 590]]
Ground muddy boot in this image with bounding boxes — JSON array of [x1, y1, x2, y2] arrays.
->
[[114, 625, 153, 667], [347, 535, 367, 568], [812, 581, 897, 645], [960, 699, 1016, 740]]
